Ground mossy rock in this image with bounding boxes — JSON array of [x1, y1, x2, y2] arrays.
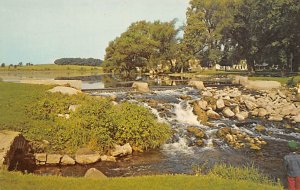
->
[[187, 126, 205, 138], [217, 127, 231, 138], [192, 102, 208, 124], [255, 125, 266, 132]]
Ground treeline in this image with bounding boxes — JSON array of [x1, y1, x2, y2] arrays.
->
[[103, 0, 299, 74], [54, 58, 103, 66]]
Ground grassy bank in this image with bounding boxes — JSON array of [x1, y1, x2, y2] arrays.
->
[[0, 171, 282, 190], [249, 76, 300, 85], [0, 64, 103, 72]]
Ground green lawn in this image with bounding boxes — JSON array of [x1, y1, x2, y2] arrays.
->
[[0, 82, 51, 132], [0, 64, 103, 72], [0, 171, 282, 190], [249, 76, 300, 85]]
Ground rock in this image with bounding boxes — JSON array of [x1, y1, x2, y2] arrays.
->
[[57, 114, 70, 119], [277, 90, 286, 98], [244, 100, 257, 110], [222, 107, 235, 118], [258, 108, 268, 117], [75, 148, 101, 164], [180, 95, 192, 100], [198, 100, 208, 110], [46, 154, 62, 165], [132, 82, 150, 93], [293, 115, 300, 123], [245, 80, 281, 90], [195, 140, 204, 146], [207, 110, 221, 120], [255, 125, 266, 132], [48, 86, 81, 95], [268, 115, 283, 121], [216, 99, 225, 110], [187, 127, 205, 138], [35, 153, 47, 165], [61, 155, 75, 165], [84, 168, 107, 179], [217, 127, 231, 138], [100, 155, 117, 162], [202, 91, 213, 97], [111, 143, 132, 157], [233, 106, 240, 114], [188, 80, 205, 90], [240, 111, 249, 119], [235, 113, 245, 121], [250, 144, 261, 150], [193, 102, 208, 124], [69, 105, 80, 112]]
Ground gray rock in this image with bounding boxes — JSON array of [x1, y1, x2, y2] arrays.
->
[[100, 155, 117, 162], [111, 143, 132, 157], [75, 148, 101, 164], [222, 107, 235, 118], [198, 100, 208, 110], [244, 100, 257, 110], [84, 168, 107, 179], [46, 154, 62, 165], [258, 108, 268, 117], [61, 155, 75, 165], [132, 82, 150, 93], [216, 99, 225, 110], [268, 115, 283, 121], [35, 153, 47, 165], [207, 110, 221, 120], [188, 80, 205, 90]]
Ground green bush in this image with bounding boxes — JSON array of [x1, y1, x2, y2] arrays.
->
[[26, 93, 171, 153]]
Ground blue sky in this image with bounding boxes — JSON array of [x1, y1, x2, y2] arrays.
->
[[0, 0, 189, 64]]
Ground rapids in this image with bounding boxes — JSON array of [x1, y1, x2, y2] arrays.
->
[[35, 87, 300, 185]]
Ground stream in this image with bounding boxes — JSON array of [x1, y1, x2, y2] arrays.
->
[[33, 85, 300, 185]]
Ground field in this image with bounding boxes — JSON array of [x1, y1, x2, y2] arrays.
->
[[0, 171, 282, 190], [0, 64, 103, 72]]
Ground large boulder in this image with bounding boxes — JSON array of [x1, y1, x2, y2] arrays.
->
[[222, 107, 235, 118], [207, 110, 221, 120], [216, 99, 225, 110], [188, 80, 205, 90], [84, 168, 107, 179], [46, 154, 62, 165], [245, 81, 281, 90], [132, 82, 150, 93], [61, 155, 76, 165], [193, 101, 208, 123], [197, 100, 208, 110], [111, 143, 132, 157], [48, 86, 81, 95], [75, 148, 101, 164]]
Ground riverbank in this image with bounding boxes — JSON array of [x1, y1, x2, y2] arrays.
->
[[0, 167, 282, 190]]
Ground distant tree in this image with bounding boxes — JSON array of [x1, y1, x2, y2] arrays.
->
[[1, 63, 5, 67], [26, 62, 31, 66], [13, 65, 17, 69], [54, 58, 102, 66], [18, 62, 23, 66]]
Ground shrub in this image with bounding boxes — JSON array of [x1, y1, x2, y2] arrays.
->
[[27, 94, 171, 153]]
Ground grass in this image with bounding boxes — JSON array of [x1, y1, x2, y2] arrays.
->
[[0, 171, 282, 190], [0, 82, 51, 132], [0, 64, 103, 72], [249, 75, 300, 85]]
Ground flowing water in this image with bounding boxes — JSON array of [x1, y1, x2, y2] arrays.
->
[[34, 86, 300, 185]]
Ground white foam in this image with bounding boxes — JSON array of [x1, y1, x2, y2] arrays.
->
[[172, 102, 199, 126], [162, 138, 194, 155]]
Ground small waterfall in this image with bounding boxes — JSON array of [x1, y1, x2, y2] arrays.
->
[[162, 137, 194, 155], [142, 103, 167, 123], [173, 101, 199, 126]]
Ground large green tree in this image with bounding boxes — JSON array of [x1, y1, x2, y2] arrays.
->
[[103, 20, 178, 74], [183, 0, 238, 67]]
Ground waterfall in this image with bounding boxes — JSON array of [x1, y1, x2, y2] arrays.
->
[[173, 101, 199, 126]]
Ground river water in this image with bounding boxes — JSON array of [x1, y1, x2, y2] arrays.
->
[[32, 80, 299, 185]]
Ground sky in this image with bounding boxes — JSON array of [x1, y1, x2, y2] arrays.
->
[[0, 0, 189, 64]]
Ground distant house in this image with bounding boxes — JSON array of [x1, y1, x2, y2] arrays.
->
[[255, 62, 268, 71]]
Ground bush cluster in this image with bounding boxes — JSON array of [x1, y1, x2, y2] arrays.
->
[[26, 93, 171, 153]]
